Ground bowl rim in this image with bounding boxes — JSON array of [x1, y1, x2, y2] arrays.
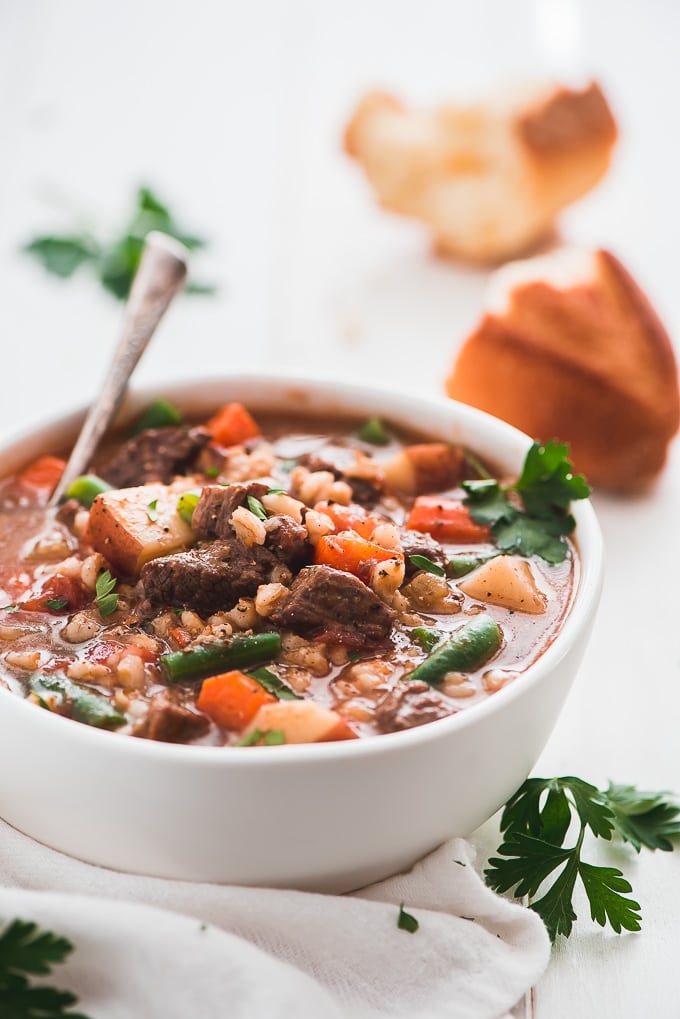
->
[[0, 369, 603, 766]]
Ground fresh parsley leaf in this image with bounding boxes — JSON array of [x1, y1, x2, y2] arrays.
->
[[347, 650, 361, 664], [95, 570, 118, 618], [247, 667, 300, 701], [146, 499, 159, 523], [246, 496, 267, 520], [463, 442, 589, 564], [605, 783, 680, 852], [235, 728, 286, 747], [24, 185, 216, 301], [44, 599, 69, 612], [397, 904, 419, 933], [204, 467, 220, 479], [0, 918, 91, 1018], [408, 555, 446, 577], [1, 605, 19, 613], [485, 777, 677, 941], [23, 235, 99, 279]]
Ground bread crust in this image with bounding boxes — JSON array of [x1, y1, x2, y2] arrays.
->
[[446, 250, 679, 492]]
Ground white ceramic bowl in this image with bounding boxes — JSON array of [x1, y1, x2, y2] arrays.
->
[[0, 374, 603, 892]]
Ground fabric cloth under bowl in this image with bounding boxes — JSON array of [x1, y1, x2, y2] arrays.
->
[[0, 819, 550, 1018]]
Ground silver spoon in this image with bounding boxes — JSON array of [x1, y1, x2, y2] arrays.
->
[[49, 231, 188, 506]]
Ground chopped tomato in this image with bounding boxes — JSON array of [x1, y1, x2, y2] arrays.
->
[[168, 626, 192, 650], [407, 496, 492, 543], [21, 574, 88, 614], [314, 532, 402, 583], [196, 670, 276, 731], [85, 640, 126, 665], [18, 456, 66, 497], [205, 402, 261, 448]]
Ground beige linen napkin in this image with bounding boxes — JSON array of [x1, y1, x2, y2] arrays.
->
[[0, 820, 549, 1018]]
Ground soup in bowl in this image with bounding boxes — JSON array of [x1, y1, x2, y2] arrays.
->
[[0, 374, 602, 891]]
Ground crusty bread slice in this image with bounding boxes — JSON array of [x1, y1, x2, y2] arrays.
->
[[446, 249, 680, 492], [344, 82, 617, 263]]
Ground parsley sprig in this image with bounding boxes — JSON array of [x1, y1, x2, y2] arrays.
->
[[463, 441, 590, 564], [95, 570, 118, 618], [24, 186, 216, 300], [0, 918, 90, 1018], [485, 777, 680, 941]]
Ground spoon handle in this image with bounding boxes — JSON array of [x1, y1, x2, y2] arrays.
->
[[49, 231, 188, 506]]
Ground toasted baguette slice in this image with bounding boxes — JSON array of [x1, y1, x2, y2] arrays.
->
[[446, 249, 680, 492], [344, 82, 617, 263]]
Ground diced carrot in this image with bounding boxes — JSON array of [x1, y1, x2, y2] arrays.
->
[[168, 626, 192, 649], [314, 532, 402, 583], [313, 501, 380, 539], [205, 402, 261, 448], [18, 456, 66, 496], [407, 496, 491, 543], [196, 670, 276, 731]]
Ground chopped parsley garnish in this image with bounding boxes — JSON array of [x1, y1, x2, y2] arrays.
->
[[357, 417, 390, 445], [146, 499, 159, 522], [44, 599, 69, 612], [397, 904, 419, 933], [24, 185, 216, 301], [463, 441, 590, 564], [266, 486, 287, 496], [95, 570, 119, 618], [485, 777, 680, 941], [204, 466, 220, 478], [411, 627, 441, 653], [248, 667, 300, 701], [1, 605, 19, 613], [347, 650, 362, 664], [408, 554, 446, 577], [246, 496, 267, 520], [236, 728, 286, 747], [0, 917, 91, 1017]]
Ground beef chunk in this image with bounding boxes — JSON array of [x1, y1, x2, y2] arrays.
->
[[134, 689, 210, 744], [192, 483, 270, 539], [99, 427, 210, 488], [375, 680, 454, 733], [264, 515, 310, 567], [298, 444, 384, 507], [400, 529, 448, 578], [270, 565, 394, 644], [141, 537, 275, 616]]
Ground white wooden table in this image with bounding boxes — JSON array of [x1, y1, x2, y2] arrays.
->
[[1, 1, 679, 1015]]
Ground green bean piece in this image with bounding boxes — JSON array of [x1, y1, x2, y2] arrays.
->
[[161, 632, 282, 684], [446, 552, 498, 578], [411, 627, 442, 653], [357, 417, 390, 445], [176, 490, 201, 525], [407, 615, 502, 686], [133, 398, 183, 433], [247, 666, 300, 701], [29, 674, 126, 730], [64, 474, 113, 508]]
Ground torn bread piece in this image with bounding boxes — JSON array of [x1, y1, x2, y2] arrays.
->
[[344, 81, 617, 263], [446, 249, 680, 492]]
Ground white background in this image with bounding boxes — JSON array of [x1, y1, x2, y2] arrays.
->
[[1, 2, 680, 1015]]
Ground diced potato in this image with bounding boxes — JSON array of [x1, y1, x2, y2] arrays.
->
[[458, 555, 547, 614], [243, 700, 358, 744], [86, 481, 196, 577], [382, 443, 464, 494]]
